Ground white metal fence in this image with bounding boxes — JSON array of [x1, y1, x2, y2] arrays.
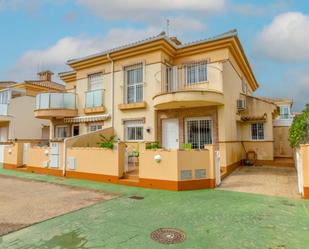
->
[[296, 148, 304, 195]]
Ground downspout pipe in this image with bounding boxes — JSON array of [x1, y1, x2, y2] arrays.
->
[[107, 53, 114, 128]]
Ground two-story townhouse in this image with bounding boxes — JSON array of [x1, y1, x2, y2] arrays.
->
[[34, 30, 278, 177], [0, 71, 64, 163]]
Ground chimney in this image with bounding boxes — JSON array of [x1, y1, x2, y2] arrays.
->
[[37, 70, 54, 82], [169, 36, 182, 46]]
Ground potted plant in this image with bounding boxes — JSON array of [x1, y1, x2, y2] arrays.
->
[[97, 135, 116, 149]]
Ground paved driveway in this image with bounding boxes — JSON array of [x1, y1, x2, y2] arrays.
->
[[0, 175, 116, 235], [219, 166, 300, 199]]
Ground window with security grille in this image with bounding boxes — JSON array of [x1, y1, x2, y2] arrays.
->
[[251, 123, 264, 140], [186, 118, 212, 149], [124, 120, 144, 141], [88, 73, 103, 90], [88, 123, 103, 132], [186, 62, 207, 85], [55, 125, 69, 139], [125, 64, 143, 103]]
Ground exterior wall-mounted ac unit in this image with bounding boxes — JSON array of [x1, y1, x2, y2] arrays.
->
[[237, 99, 246, 111]]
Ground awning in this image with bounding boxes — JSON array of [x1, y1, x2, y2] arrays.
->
[[241, 113, 267, 122], [64, 114, 110, 124]]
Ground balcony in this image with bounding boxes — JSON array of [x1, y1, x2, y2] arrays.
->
[[153, 62, 224, 110], [34, 93, 77, 119], [84, 89, 105, 114]]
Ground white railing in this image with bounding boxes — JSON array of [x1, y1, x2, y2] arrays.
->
[[162, 61, 209, 93], [279, 114, 294, 120], [0, 104, 8, 115], [85, 89, 104, 108], [36, 93, 76, 110]]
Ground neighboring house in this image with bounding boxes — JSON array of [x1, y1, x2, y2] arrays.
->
[[33, 29, 278, 179], [0, 71, 64, 162], [260, 97, 294, 158]]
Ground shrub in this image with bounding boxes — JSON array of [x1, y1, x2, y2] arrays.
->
[[181, 143, 192, 150], [146, 142, 162, 150], [97, 135, 116, 149], [289, 104, 309, 148]]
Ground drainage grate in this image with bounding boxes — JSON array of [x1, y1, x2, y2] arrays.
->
[[150, 228, 185, 244], [129, 196, 144, 200]]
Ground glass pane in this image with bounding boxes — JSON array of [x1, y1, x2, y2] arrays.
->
[[251, 124, 257, 140], [198, 63, 207, 82], [127, 127, 135, 140], [50, 93, 63, 108], [187, 120, 199, 149], [186, 65, 196, 84], [136, 84, 143, 102], [199, 120, 212, 148], [136, 127, 143, 140], [63, 93, 75, 109], [93, 90, 102, 107], [127, 86, 135, 103], [39, 93, 50, 109], [85, 91, 94, 108]]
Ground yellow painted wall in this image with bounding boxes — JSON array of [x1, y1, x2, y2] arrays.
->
[[8, 96, 49, 140], [274, 126, 293, 157], [4, 143, 23, 166], [242, 141, 274, 160], [66, 142, 125, 177], [27, 146, 49, 167], [139, 147, 214, 181], [300, 145, 309, 188]]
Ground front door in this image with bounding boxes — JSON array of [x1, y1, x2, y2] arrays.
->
[[162, 119, 179, 149]]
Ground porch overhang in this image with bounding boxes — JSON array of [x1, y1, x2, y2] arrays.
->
[[153, 90, 224, 110], [64, 114, 110, 124]]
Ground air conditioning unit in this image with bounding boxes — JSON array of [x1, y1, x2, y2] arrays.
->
[[237, 99, 246, 111]]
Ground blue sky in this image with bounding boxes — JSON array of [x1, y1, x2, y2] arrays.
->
[[0, 0, 308, 110]]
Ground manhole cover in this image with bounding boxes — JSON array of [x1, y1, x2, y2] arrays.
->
[[150, 228, 185, 244], [129, 196, 144, 200]]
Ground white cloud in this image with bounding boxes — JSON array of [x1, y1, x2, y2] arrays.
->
[[232, 0, 290, 17], [0, 0, 59, 13], [6, 27, 160, 81], [254, 12, 309, 62], [77, 0, 225, 20]]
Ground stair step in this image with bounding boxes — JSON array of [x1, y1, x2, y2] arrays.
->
[[123, 174, 139, 180]]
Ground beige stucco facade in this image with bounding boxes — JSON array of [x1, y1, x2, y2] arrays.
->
[[2, 31, 292, 191]]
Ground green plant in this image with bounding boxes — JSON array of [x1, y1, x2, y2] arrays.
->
[[146, 142, 162, 150], [289, 104, 309, 148], [97, 135, 116, 149], [182, 143, 192, 150]]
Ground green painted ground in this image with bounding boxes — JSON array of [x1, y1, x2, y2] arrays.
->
[[0, 167, 309, 249]]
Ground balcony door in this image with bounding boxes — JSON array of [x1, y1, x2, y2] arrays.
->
[[162, 119, 179, 149]]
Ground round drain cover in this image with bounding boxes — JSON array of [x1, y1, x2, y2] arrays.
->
[[150, 228, 185, 244]]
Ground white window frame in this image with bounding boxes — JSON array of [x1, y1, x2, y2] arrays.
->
[[55, 125, 69, 139], [88, 123, 103, 132], [125, 64, 144, 104], [185, 117, 213, 149], [185, 62, 208, 85], [124, 120, 144, 141], [251, 123, 264, 141]]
